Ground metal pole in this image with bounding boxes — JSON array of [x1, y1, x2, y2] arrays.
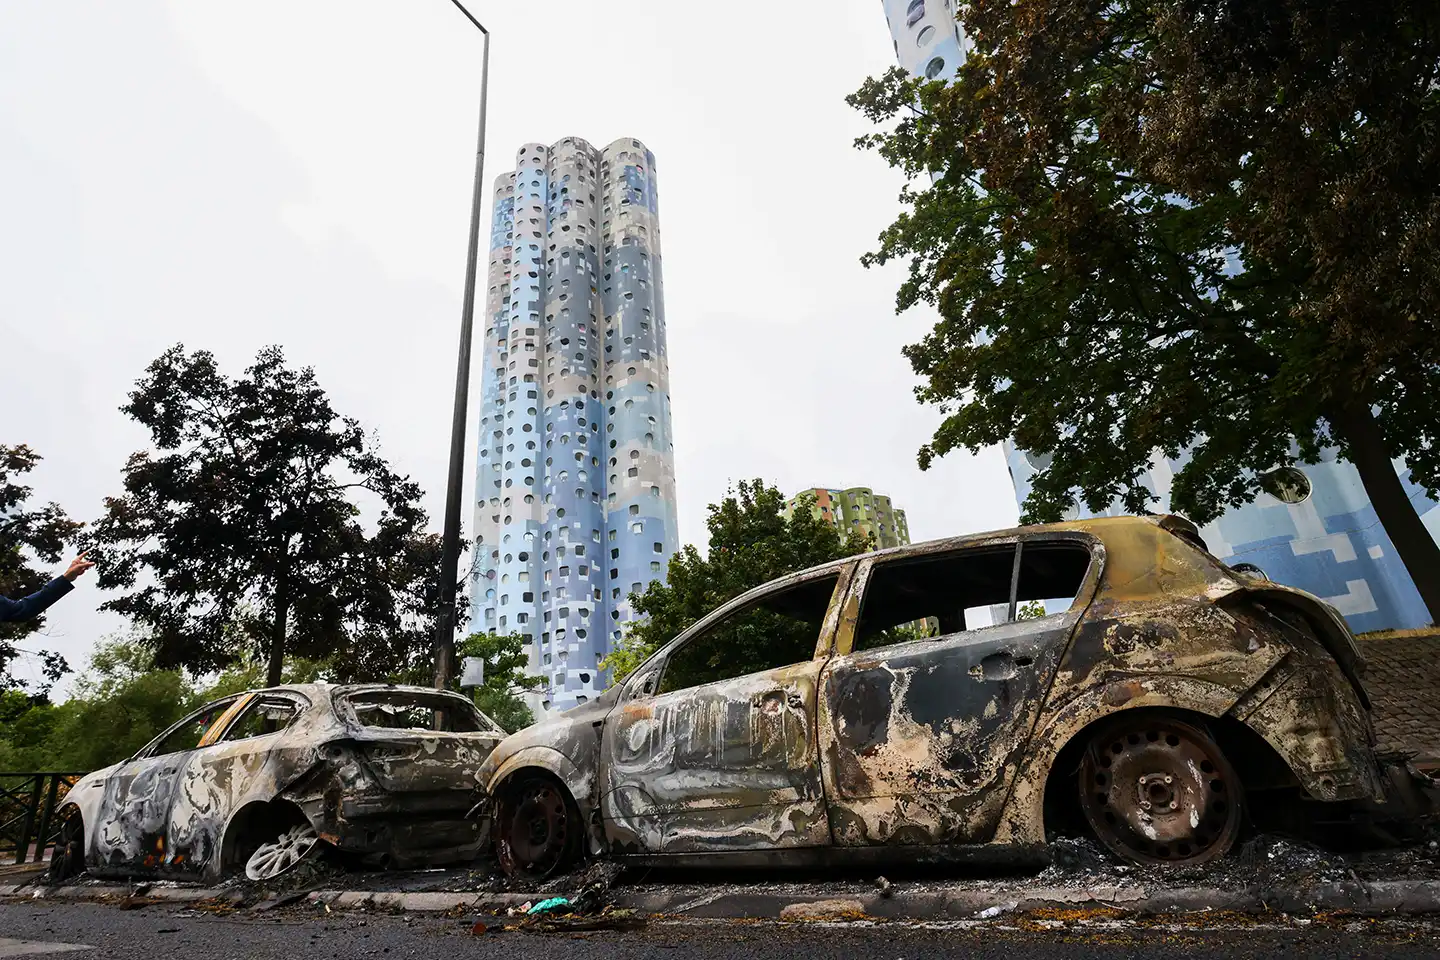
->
[[435, 1, 490, 689]]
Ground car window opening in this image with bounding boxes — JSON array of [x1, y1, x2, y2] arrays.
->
[[657, 574, 839, 695], [854, 541, 1092, 652], [150, 699, 239, 757], [343, 691, 496, 733], [219, 697, 303, 743]]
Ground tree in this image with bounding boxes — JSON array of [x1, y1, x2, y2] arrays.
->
[[90, 346, 455, 687], [456, 631, 543, 733], [849, 1, 1440, 621], [601, 480, 874, 685], [1, 445, 81, 692]]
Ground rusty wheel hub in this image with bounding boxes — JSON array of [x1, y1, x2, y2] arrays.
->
[[499, 780, 572, 879], [1079, 718, 1241, 866]]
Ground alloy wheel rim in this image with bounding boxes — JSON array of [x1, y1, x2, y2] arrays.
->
[[245, 821, 320, 881]]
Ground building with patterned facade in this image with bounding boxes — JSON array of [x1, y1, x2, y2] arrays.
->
[[469, 137, 679, 715], [785, 487, 911, 550], [878, 1, 1439, 632]]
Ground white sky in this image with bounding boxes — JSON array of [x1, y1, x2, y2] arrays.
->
[[0, 0, 1016, 692]]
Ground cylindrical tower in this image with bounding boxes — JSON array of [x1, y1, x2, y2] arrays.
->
[[881, 0, 964, 82], [470, 169, 518, 634], [471, 136, 678, 715], [539, 137, 607, 706], [600, 138, 678, 660]]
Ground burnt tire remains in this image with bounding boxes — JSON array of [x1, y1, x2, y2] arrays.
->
[[494, 773, 581, 882], [47, 807, 84, 884], [1079, 715, 1243, 866]]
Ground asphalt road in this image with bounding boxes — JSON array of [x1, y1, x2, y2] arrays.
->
[[4, 903, 1440, 960]]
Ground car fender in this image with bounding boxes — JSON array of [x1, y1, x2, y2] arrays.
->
[[484, 745, 592, 810], [56, 768, 115, 865]]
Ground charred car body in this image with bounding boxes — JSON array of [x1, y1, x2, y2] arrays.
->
[[51, 684, 503, 882], [478, 515, 1424, 879]]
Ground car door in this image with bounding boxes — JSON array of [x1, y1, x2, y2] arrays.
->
[[165, 692, 309, 874], [598, 564, 853, 854], [818, 534, 1100, 847], [92, 696, 246, 873]]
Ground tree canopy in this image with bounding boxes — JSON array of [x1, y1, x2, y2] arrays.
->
[[456, 630, 543, 733], [601, 480, 874, 685], [89, 346, 457, 687], [849, 0, 1440, 619], [1, 445, 81, 693]]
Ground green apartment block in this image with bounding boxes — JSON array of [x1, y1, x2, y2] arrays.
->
[[785, 487, 911, 549]]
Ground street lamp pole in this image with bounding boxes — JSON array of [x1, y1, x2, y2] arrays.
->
[[434, 0, 490, 689]]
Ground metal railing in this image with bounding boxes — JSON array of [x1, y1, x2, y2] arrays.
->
[[0, 772, 85, 865]]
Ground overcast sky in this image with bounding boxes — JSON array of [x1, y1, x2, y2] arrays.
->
[[0, 0, 1017, 691]]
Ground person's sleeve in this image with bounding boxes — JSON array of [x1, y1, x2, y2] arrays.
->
[[0, 577, 74, 623]]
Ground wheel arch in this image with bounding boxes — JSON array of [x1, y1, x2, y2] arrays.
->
[[485, 746, 591, 813], [216, 797, 316, 880], [1038, 704, 1297, 839], [995, 676, 1258, 846]]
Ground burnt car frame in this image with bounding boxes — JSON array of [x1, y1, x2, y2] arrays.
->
[[51, 684, 503, 882], [478, 515, 1411, 879]]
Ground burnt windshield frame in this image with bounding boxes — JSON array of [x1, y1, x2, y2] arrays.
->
[[337, 689, 499, 733]]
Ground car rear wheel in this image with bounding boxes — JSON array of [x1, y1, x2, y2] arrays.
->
[[245, 820, 321, 881], [1078, 715, 1243, 866], [494, 773, 581, 882]]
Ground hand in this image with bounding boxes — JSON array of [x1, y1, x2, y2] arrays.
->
[[63, 553, 95, 582]]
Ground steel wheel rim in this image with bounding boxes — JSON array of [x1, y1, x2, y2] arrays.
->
[[502, 782, 570, 878], [245, 821, 320, 881], [1079, 718, 1241, 866]]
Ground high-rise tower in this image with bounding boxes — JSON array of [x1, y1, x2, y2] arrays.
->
[[470, 137, 679, 715]]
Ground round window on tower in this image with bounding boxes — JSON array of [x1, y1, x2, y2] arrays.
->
[[925, 56, 946, 79]]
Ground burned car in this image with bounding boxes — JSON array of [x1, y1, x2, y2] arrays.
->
[[51, 684, 503, 882], [477, 515, 1416, 880]]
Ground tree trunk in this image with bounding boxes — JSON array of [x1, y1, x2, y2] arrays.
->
[[267, 577, 290, 688], [1330, 402, 1440, 625]]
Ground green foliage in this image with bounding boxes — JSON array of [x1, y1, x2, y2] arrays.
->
[[0, 637, 198, 773], [1017, 601, 1047, 622], [1, 445, 82, 692], [602, 481, 874, 686], [88, 345, 458, 688], [201, 651, 334, 702], [849, 0, 1440, 618], [456, 631, 543, 733]]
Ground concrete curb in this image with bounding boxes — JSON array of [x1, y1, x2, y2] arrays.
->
[[10, 879, 1440, 919]]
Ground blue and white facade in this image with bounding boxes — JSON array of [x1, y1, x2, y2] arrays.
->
[[1005, 447, 1440, 633], [470, 137, 679, 714], [882, 0, 964, 84], [879, 1, 1439, 632]]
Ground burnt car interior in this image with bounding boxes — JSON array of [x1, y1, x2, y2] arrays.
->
[[854, 541, 1093, 651], [340, 690, 494, 733], [145, 697, 241, 757], [220, 696, 304, 741], [657, 574, 840, 694]]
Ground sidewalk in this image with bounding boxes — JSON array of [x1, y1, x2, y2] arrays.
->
[[1361, 629, 1440, 767], [8, 837, 1440, 922]]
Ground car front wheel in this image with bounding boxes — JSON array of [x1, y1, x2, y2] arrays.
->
[[493, 773, 582, 882]]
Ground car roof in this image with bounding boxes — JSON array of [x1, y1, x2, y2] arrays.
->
[[223, 682, 478, 701]]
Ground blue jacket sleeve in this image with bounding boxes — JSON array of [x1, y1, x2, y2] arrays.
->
[[0, 577, 74, 623]]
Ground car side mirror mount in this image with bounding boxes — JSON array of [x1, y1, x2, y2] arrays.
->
[[629, 669, 658, 700]]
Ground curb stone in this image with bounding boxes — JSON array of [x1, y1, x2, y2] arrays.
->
[[10, 880, 1440, 920]]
